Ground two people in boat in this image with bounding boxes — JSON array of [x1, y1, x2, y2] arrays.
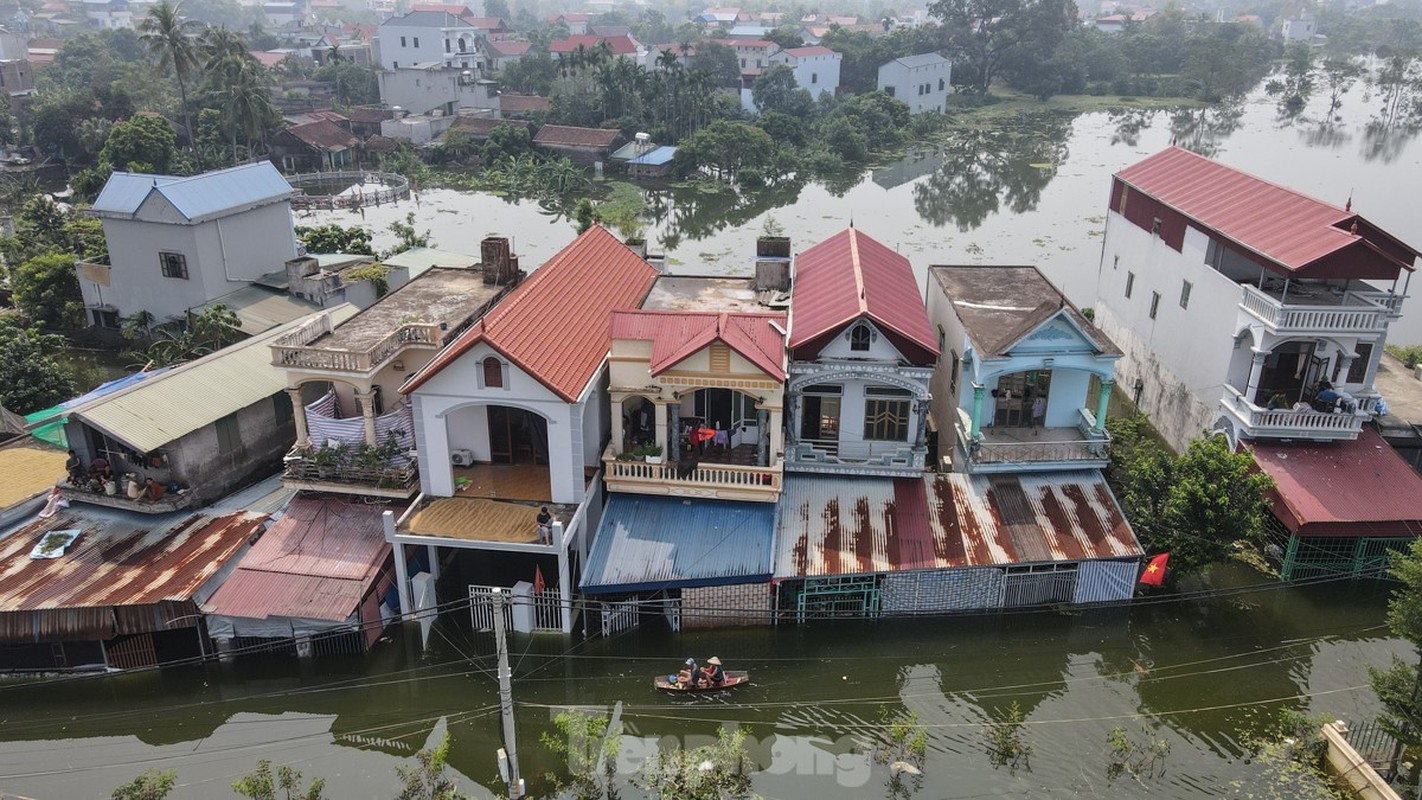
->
[[676, 656, 725, 688]]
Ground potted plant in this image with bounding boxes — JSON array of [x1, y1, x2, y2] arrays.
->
[[642, 443, 664, 465]]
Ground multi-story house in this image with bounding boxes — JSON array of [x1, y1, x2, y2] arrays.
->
[[77, 162, 298, 328], [783, 227, 938, 476], [768, 45, 841, 101], [375, 10, 483, 69], [710, 37, 776, 87], [376, 62, 497, 120], [877, 53, 952, 114], [929, 265, 1121, 474], [1093, 146, 1422, 579]]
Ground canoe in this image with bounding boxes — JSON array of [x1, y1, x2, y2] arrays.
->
[[654, 670, 750, 692]]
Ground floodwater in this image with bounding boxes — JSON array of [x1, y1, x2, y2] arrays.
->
[[299, 81, 1422, 343], [0, 565, 1406, 798], [5, 84, 1419, 798]]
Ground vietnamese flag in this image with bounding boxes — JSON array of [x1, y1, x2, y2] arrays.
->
[[533, 564, 546, 594], [1139, 553, 1169, 586]]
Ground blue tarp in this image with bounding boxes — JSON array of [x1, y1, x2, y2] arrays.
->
[[581, 494, 776, 594]]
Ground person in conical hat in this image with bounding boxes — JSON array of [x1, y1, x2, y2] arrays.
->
[[704, 656, 725, 685]]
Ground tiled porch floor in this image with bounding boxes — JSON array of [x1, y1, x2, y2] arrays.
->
[[977, 425, 1094, 444], [452, 463, 552, 502]]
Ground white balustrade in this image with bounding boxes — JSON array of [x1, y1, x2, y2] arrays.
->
[[1220, 386, 1366, 438], [1239, 284, 1396, 334]]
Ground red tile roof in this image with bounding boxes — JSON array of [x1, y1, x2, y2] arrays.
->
[[548, 33, 638, 55], [402, 226, 658, 400], [462, 15, 507, 28], [204, 497, 393, 623], [711, 38, 773, 48], [250, 49, 290, 67], [534, 124, 623, 148], [283, 119, 356, 150], [450, 116, 532, 136], [790, 227, 939, 364], [611, 310, 787, 380], [500, 94, 551, 113], [1251, 428, 1422, 538], [1116, 146, 1418, 277], [346, 106, 395, 123], [781, 45, 837, 57], [487, 39, 532, 56]]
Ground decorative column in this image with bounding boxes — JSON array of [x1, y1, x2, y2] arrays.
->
[[1243, 350, 1269, 405], [970, 384, 987, 437], [756, 408, 770, 466], [913, 396, 930, 449], [1338, 354, 1356, 385], [767, 405, 784, 467], [287, 387, 309, 448], [610, 396, 624, 454], [784, 392, 799, 447], [1094, 379, 1114, 434], [355, 388, 378, 445], [668, 402, 680, 462], [653, 400, 668, 456]]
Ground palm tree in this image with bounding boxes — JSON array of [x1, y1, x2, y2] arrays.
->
[[139, 0, 203, 171], [216, 56, 275, 162]]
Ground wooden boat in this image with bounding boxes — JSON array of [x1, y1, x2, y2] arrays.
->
[[654, 670, 750, 692]]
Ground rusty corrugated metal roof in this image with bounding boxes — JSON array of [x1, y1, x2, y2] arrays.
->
[[1251, 427, 1422, 538], [204, 497, 392, 622], [789, 228, 939, 365], [774, 472, 1141, 578]]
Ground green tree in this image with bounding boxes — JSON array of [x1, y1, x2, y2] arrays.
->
[[384, 212, 432, 258], [1266, 42, 1317, 116], [295, 223, 375, 255], [13, 252, 85, 329], [634, 727, 753, 799], [673, 120, 776, 182], [99, 114, 178, 174], [1369, 536, 1422, 776], [930, 0, 1078, 92], [691, 41, 742, 89], [766, 25, 805, 50], [139, 304, 243, 366], [1321, 55, 1365, 116], [0, 316, 78, 414], [139, 0, 205, 170], [394, 734, 465, 800], [540, 709, 620, 799], [752, 64, 814, 117], [232, 760, 326, 800], [30, 88, 134, 160], [111, 769, 176, 800], [480, 124, 533, 162]]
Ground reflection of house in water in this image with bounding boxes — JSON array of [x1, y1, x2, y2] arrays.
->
[[870, 148, 946, 190]]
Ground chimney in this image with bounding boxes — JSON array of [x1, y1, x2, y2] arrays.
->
[[754, 235, 791, 291], [481, 235, 518, 285]]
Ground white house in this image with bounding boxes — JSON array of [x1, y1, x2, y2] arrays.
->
[[400, 225, 658, 505], [377, 62, 497, 119], [81, 0, 133, 29], [877, 53, 951, 114], [768, 45, 841, 101], [1281, 15, 1317, 43], [376, 10, 484, 70], [78, 162, 298, 328]]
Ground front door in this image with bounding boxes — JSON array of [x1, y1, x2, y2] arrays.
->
[[488, 407, 548, 465]]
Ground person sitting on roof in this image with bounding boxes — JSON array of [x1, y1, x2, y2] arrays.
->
[[702, 656, 725, 685], [143, 478, 166, 503], [65, 449, 84, 485]]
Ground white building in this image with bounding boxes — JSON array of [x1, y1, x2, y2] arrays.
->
[[877, 53, 952, 114], [768, 45, 841, 101], [81, 0, 133, 28], [375, 10, 484, 70], [1281, 15, 1317, 43], [377, 62, 497, 119], [77, 162, 298, 328], [1092, 146, 1414, 452]]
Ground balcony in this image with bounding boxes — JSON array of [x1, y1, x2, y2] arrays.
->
[[1220, 386, 1367, 441], [601, 444, 781, 502], [281, 445, 420, 498], [271, 314, 443, 374], [1238, 284, 1403, 336], [955, 408, 1110, 473]]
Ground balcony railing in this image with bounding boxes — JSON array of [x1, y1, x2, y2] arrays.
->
[[282, 447, 420, 497], [271, 317, 444, 374], [954, 408, 1110, 472], [1220, 386, 1367, 440], [1238, 284, 1401, 335], [602, 444, 781, 502]]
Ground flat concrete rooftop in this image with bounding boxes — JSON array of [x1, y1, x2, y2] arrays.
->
[[641, 275, 770, 313], [311, 268, 502, 352]]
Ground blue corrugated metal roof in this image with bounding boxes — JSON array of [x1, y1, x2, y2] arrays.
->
[[581, 495, 777, 594], [629, 146, 676, 166], [92, 162, 293, 223]]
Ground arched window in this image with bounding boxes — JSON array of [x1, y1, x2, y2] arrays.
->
[[850, 324, 872, 351], [483, 357, 503, 388]]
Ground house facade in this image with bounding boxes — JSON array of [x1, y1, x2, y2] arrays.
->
[[376, 10, 483, 69], [929, 266, 1121, 474], [1093, 146, 1422, 580], [377, 62, 498, 119], [769, 45, 841, 99], [784, 228, 938, 477], [532, 124, 626, 163], [877, 53, 952, 114], [77, 162, 299, 327], [268, 119, 358, 172]]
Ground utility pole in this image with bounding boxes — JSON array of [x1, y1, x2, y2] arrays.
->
[[492, 588, 524, 799]]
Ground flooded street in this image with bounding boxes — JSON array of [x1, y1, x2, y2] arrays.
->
[[0, 565, 1406, 798]]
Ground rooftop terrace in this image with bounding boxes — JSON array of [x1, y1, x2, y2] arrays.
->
[[641, 276, 775, 313], [308, 268, 499, 352]]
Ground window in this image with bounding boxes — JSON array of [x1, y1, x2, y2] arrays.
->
[[950, 350, 960, 396], [849, 324, 872, 351], [444, 37, 450, 52], [864, 388, 911, 441], [1151, 217, 1162, 236], [413, 36, 420, 47], [1149, 291, 1161, 319], [459, 38, 467, 52], [1179, 280, 1192, 309], [709, 343, 730, 371], [740, 58, 746, 68], [482, 356, 503, 388], [215, 413, 240, 454], [1125, 271, 1134, 298], [812, 72, 818, 84], [92, 309, 119, 328], [1349, 343, 1373, 384], [400, 35, 407, 47], [938, 77, 945, 90], [392, 61, 398, 68], [885, 85, 895, 97], [159, 251, 188, 279]]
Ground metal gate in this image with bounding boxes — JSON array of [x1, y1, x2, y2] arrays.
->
[[469, 585, 514, 633], [533, 589, 563, 632], [1002, 564, 1078, 607], [599, 599, 640, 637], [794, 575, 881, 623]]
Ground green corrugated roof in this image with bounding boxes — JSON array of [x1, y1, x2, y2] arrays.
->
[[69, 306, 358, 454]]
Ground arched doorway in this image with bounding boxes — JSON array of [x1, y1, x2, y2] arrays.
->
[[679, 388, 763, 466], [443, 402, 553, 502]]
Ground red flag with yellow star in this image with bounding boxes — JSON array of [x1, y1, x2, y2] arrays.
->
[[1139, 553, 1169, 586]]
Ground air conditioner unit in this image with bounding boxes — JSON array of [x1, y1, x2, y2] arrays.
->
[[451, 449, 475, 467]]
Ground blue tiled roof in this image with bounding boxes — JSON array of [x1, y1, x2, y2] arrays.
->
[[92, 162, 293, 223], [581, 495, 777, 594], [629, 146, 676, 166]]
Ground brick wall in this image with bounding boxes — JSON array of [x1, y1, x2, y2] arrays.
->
[[681, 583, 772, 628]]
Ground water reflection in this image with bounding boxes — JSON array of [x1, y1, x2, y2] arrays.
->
[[1360, 120, 1422, 164], [1169, 102, 1246, 158], [911, 112, 1075, 232], [1109, 108, 1159, 147], [1298, 121, 1352, 150], [644, 180, 804, 251]]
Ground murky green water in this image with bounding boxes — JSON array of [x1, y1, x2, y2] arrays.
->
[[0, 564, 1406, 798]]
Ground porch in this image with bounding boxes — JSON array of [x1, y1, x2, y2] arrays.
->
[[1219, 386, 1368, 441], [1238, 282, 1403, 336], [602, 443, 783, 502], [955, 414, 1110, 473], [57, 483, 199, 514]]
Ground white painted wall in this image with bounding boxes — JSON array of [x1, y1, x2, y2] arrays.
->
[[410, 340, 587, 504], [876, 57, 952, 114], [378, 66, 496, 117], [770, 50, 841, 101], [377, 20, 483, 69]]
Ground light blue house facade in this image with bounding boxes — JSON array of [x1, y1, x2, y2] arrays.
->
[[927, 266, 1122, 474]]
